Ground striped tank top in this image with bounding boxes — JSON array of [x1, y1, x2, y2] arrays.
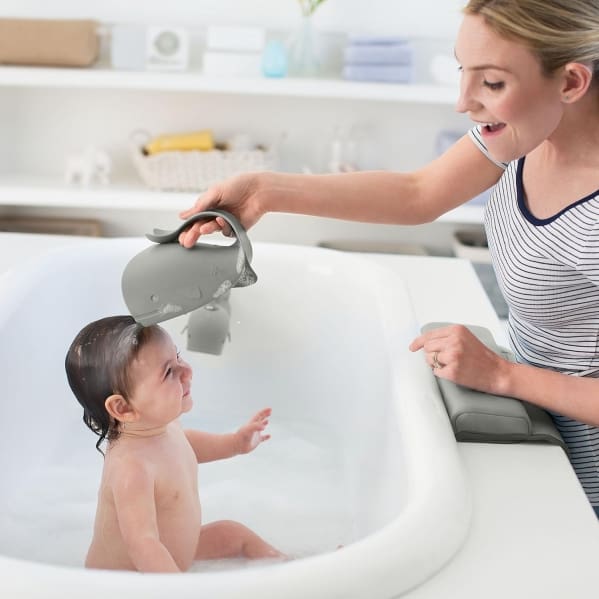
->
[[469, 126, 599, 509]]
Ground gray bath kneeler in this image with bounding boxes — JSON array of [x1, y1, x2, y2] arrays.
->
[[422, 322, 566, 451]]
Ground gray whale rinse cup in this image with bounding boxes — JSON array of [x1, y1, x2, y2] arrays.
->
[[121, 209, 257, 327]]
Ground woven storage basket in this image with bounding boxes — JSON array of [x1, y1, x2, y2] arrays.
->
[[131, 134, 276, 192]]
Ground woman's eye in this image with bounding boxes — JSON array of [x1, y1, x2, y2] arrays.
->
[[176, 351, 181, 362], [165, 367, 172, 378], [483, 80, 504, 91]]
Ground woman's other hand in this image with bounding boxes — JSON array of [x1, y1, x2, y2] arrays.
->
[[409, 323, 511, 396]]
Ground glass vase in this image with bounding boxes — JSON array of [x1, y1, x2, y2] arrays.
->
[[287, 14, 320, 77]]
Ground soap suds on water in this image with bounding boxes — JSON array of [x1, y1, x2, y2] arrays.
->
[[0, 420, 352, 569]]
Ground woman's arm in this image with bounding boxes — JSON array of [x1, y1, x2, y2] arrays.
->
[[185, 408, 271, 463], [179, 134, 504, 246], [503, 361, 599, 428]]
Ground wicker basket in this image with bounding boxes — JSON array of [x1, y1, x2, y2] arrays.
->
[[130, 133, 276, 192]]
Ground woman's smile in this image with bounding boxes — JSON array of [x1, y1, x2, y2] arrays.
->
[[481, 122, 506, 134]]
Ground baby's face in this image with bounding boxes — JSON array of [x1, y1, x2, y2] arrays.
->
[[127, 333, 193, 427]]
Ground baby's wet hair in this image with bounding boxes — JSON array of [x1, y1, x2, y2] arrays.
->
[[65, 315, 165, 454]]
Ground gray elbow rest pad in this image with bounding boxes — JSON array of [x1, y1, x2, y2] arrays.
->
[[421, 322, 567, 451]]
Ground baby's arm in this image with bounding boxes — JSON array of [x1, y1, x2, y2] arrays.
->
[[185, 407, 271, 463], [112, 459, 181, 573]]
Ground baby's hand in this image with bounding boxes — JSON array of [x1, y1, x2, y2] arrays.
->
[[235, 408, 272, 454]]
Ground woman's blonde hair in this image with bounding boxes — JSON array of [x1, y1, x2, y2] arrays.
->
[[464, 0, 599, 78]]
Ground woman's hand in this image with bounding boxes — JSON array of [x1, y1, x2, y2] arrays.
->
[[234, 407, 272, 454], [409, 324, 511, 395], [178, 172, 268, 247]]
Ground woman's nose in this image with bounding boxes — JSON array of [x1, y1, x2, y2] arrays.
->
[[455, 91, 468, 114], [455, 76, 478, 114]]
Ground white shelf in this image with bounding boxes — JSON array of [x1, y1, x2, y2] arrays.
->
[[0, 65, 458, 104], [0, 176, 483, 223], [0, 66, 479, 232], [0, 176, 195, 211]]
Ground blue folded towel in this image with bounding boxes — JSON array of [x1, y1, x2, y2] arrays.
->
[[342, 35, 413, 82], [347, 35, 409, 46], [343, 64, 413, 83], [343, 43, 413, 65]]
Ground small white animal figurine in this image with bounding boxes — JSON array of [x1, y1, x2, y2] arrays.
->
[[65, 146, 112, 186]]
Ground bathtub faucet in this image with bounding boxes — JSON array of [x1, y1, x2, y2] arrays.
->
[[121, 210, 256, 354], [184, 289, 231, 355]]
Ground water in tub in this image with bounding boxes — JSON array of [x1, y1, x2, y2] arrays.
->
[[0, 419, 353, 570], [0, 315, 355, 571]]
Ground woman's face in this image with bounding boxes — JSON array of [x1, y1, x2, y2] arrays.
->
[[455, 14, 565, 162]]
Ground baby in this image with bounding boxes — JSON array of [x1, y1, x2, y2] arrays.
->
[[65, 315, 283, 572]]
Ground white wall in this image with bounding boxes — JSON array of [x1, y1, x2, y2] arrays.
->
[[0, 1, 465, 38], [0, 1, 475, 252]]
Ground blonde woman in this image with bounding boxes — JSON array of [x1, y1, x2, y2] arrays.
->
[[179, 1, 599, 519]]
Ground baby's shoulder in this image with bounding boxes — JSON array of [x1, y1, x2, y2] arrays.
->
[[104, 445, 155, 483], [104, 460, 158, 504]]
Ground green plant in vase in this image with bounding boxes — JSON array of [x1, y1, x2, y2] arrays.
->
[[298, 0, 328, 16]]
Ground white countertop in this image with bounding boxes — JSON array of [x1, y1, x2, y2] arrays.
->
[[359, 251, 599, 598], [1, 232, 598, 598]]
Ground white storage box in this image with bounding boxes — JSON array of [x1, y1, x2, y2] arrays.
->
[[452, 229, 491, 263], [206, 26, 265, 52]]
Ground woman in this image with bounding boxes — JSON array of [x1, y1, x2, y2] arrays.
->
[[179, 1, 599, 517]]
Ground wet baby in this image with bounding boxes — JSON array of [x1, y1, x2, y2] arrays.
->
[[65, 315, 283, 572]]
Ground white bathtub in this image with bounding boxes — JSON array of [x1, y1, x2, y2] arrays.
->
[[0, 238, 469, 598]]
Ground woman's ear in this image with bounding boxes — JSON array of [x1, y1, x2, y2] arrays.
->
[[560, 62, 593, 103], [105, 394, 137, 424]]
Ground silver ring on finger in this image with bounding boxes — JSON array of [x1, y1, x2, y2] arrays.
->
[[432, 351, 445, 370]]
